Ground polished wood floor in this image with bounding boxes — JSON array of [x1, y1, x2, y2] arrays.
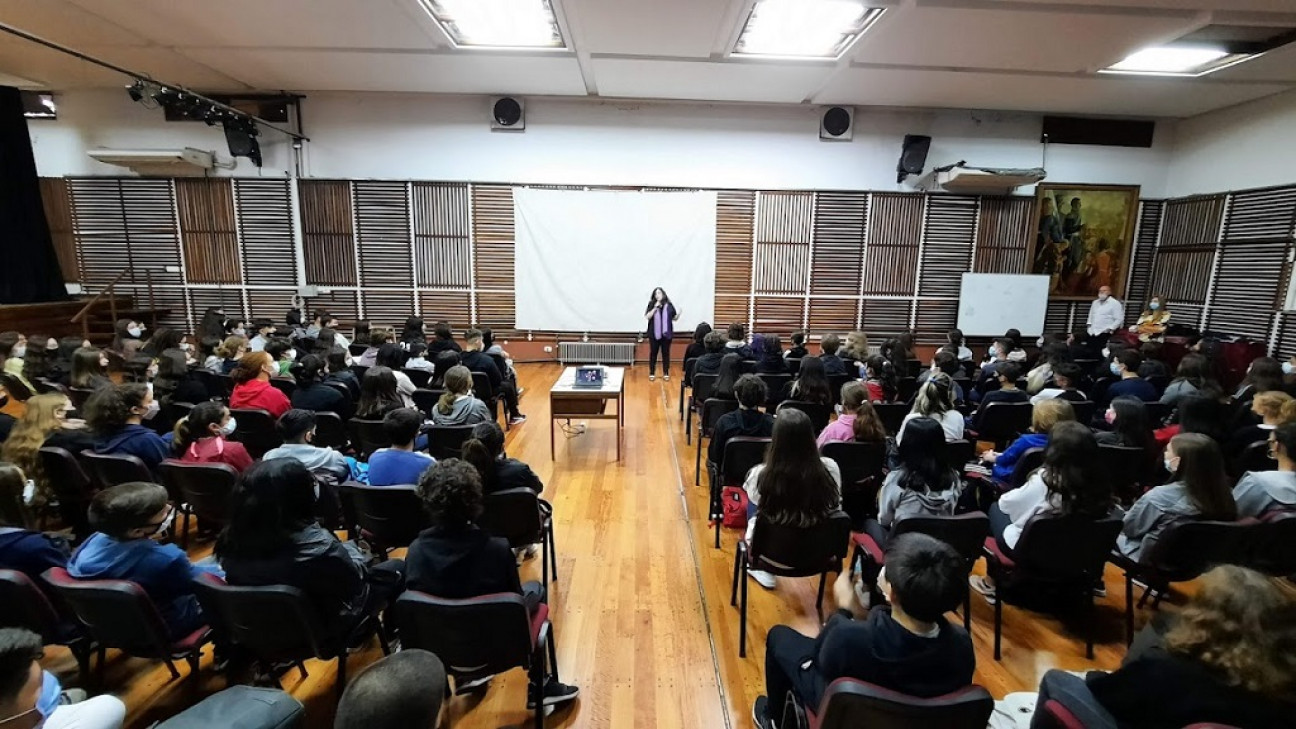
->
[[40, 363, 1181, 728]]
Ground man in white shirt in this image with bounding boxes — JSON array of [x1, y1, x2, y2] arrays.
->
[[1086, 285, 1124, 338]]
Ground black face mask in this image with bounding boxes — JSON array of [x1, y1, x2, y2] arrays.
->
[[0, 395, 7, 408]]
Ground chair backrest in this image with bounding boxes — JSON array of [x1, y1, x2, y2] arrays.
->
[[310, 411, 348, 450], [348, 343, 367, 357], [757, 374, 793, 407], [158, 461, 239, 527], [720, 437, 770, 485], [778, 401, 832, 433], [403, 368, 432, 389], [393, 591, 537, 676], [1143, 401, 1174, 426], [1070, 401, 1097, 426], [1009, 447, 1046, 488], [749, 510, 852, 577], [1096, 444, 1149, 502], [1014, 513, 1123, 583], [820, 441, 886, 494], [944, 440, 975, 472], [1141, 519, 1251, 582], [692, 374, 719, 405], [347, 418, 390, 460], [42, 567, 176, 658], [0, 569, 65, 641], [349, 364, 370, 381], [785, 358, 801, 376], [816, 679, 995, 729], [699, 398, 740, 437], [479, 488, 545, 548], [427, 424, 477, 460], [268, 377, 296, 399], [37, 447, 94, 539], [411, 388, 443, 418], [191, 574, 330, 661], [30, 379, 62, 395], [1237, 440, 1278, 475], [214, 374, 236, 400], [896, 377, 919, 403], [0, 372, 33, 401], [892, 512, 991, 565], [229, 408, 282, 458], [66, 385, 94, 410], [79, 451, 153, 489], [470, 371, 495, 401], [682, 357, 699, 383], [873, 404, 910, 437], [827, 374, 852, 405], [1242, 513, 1296, 576], [977, 403, 1033, 444], [322, 380, 352, 401], [340, 483, 428, 550]]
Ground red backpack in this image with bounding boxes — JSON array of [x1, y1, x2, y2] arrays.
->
[[721, 485, 749, 529]]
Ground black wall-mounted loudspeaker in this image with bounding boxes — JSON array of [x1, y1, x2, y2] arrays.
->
[[490, 97, 525, 131], [222, 120, 262, 167], [896, 134, 931, 182], [820, 106, 854, 140]]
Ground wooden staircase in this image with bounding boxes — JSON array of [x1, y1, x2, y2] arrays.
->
[[0, 268, 171, 345]]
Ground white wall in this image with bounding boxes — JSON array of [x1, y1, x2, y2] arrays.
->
[[30, 90, 1176, 196], [1165, 89, 1296, 198]]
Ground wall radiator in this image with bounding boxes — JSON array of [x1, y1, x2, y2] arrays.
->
[[558, 342, 637, 365]]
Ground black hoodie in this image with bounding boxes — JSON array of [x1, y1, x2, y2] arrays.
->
[[405, 524, 519, 599]]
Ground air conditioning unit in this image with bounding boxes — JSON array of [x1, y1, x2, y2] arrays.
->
[[86, 147, 217, 176], [931, 163, 1047, 195]]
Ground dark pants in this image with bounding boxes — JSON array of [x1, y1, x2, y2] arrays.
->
[[649, 337, 672, 375], [764, 625, 827, 723], [989, 502, 1014, 556], [1031, 670, 1118, 729], [500, 380, 522, 418], [857, 518, 890, 590], [364, 558, 406, 614]]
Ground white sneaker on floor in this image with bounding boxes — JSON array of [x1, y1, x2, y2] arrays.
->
[[748, 570, 777, 589], [663, 374, 670, 381], [968, 574, 997, 605], [649, 374, 655, 381]]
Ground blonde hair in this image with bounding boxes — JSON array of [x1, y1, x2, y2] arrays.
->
[[0, 393, 71, 504], [1254, 391, 1294, 422], [436, 365, 474, 415], [216, 335, 249, 359], [1031, 398, 1075, 434], [842, 331, 870, 360], [1283, 399, 1296, 426], [1164, 565, 1296, 698]]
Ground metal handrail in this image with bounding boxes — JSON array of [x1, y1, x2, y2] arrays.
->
[[70, 268, 156, 340]]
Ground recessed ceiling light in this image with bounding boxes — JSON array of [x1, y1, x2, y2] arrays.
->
[[419, 0, 565, 50], [733, 0, 884, 59], [1100, 45, 1248, 77]]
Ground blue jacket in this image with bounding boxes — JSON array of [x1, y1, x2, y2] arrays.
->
[[69, 532, 223, 638], [0, 527, 69, 583], [992, 432, 1049, 483], [94, 424, 170, 471]]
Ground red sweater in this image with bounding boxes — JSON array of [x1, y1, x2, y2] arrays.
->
[[178, 436, 254, 473], [230, 379, 291, 419]]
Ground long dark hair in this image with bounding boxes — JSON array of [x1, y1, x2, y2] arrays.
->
[[69, 348, 106, 389], [1109, 397, 1156, 452], [432, 351, 461, 386], [895, 417, 957, 493], [0, 462, 34, 530], [376, 343, 407, 370], [401, 317, 425, 344], [1245, 357, 1284, 395], [199, 307, 227, 339], [142, 328, 182, 358], [1167, 433, 1237, 521], [692, 322, 712, 346], [839, 382, 887, 442], [644, 287, 672, 313], [791, 355, 832, 406], [1172, 352, 1214, 390], [865, 355, 897, 401], [153, 349, 192, 405], [762, 334, 783, 361], [716, 353, 743, 398], [756, 409, 839, 526], [461, 421, 505, 493], [216, 459, 319, 560], [22, 335, 54, 380], [297, 354, 326, 386], [173, 401, 227, 455], [358, 367, 401, 419], [1178, 395, 1228, 444], [1041, 421, 1111, 518], [111, 318, 139, 352]]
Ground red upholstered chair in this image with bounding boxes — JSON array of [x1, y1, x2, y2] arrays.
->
[[1035, 699, 1092, 729], [158, 461, 239, 547], [37, 447, 96, 542], [0, 569, 96, 686], [782, 678, 994, 729], [79, 451, 152, 489], [394, 591, 556, 729], [338, 483, 428, 559], [42, 567, 211, 685]]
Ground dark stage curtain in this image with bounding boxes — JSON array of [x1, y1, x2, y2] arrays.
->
[[0, 86, 66, 304]]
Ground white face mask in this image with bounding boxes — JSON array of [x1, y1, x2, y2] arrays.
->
[[1098, 293, 1109, 302], [1284, 361, 1295, 376], [1101, 347, 1111, 359], [11, 345, 25, 359], [22, 479, 36, 505], [127, 327, 142, 338], [1110, 362, 1122, 376], [220, 417, 237, 436], [1149, 302, 1160, 311], [1164, 455, 1179, 475], [285, 350, 297, 362], [233, 328, 246, 337]]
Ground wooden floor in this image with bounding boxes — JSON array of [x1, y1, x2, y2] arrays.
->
[[41, 362, 1181, 728]]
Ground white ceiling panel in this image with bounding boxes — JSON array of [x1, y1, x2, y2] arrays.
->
[[0, 0, 145, 46], [1004, 0, 1296, 11], [0, 42, 250, 90], [1210, 43, 1296, 83], [593, 58, 836, 104], [852, 5, 1198, 73], [815, 67, 1291, 117], [181, 49, 588, 95], [564, 0, 735, 58]]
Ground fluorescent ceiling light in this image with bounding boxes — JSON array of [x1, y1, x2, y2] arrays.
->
[[419, 0, 565, 49], [1101, 45, 1241, 76], [733, 0, 884, 59]]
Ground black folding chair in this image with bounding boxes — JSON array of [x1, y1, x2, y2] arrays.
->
[[696, 398, 740, 486], [758, 374, 792, 409], [402, 368, 432, 389], [685, 374, 719, 444], [783, 678, 994, 729], [711, 437, 770, 548], [338, 483, 428, 558], [1098, 444, 1150, 505], [480, 488, 558, 590], [38, 447, 96, 541], [470, 371, 501, 424], [79, 451, 152, 489], [820, 440, 886, 528], [778, 400, 832, 434], [347, 417, 390, 460], [427, 424, 475, 460], [311, 411, 349, 451], [229, 408, 282, 458], [158, 461, 239, 547], [269, 377, 296, 399], [678, 357, 699, 422], [827, 374, 852, 405], [0, 569, 95, 686], [873, 403, 910, 437], [411, 388, 444, 418], [969, 402, 1032, 449]]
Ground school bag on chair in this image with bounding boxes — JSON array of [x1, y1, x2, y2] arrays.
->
[[721, 485, 749, 529]]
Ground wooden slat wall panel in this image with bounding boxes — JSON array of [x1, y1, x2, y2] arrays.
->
[[38, 178, 78, 283], [973, 197, 1032, 273], [68, 178, 183, 288], [299, 180, 356, 286], [1152, 249, 1214, 303], [1205, 242, 1290, 340], [810, 192, 865, 295], [353, 181, 412, 288], [1046, 301, 1074, 335], [123, 285, 187, 330], [474, 290, 516, 331], [417, 291, 472, 327], [1125, 200, 1162, 309], [472, 185, 515, 332], [1222, 187, 1296, 242], [118, 180, 183, 287], [1276, 313, 1296, 358], [176, 179, 240, 284], [1170, 302, 1204, 327], [753, 296, 805, 334], [918, 195, 977, 297], [756, 192, 813, 244], [716, 191, 755, 296], [187, 288, 245, 332], [714, 296, 749, 331], [360, 290, 415, 329], [246, 289, 298, 327], [67, 178, 130, 286], [236, 179, 297, 287], [807, 298, 858, 334], [915, 300, 958, 341], [863, 193, 923, 295], [861, 299, 911, 337], [413, 183, 472, 288], [754, 243, 810, 293], [1160, 195, 1225, 248]]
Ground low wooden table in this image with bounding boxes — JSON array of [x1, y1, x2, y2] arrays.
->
[[549, 366, 625, 461]]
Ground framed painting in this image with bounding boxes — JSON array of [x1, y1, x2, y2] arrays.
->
[[1027, 183, 1141, 300]]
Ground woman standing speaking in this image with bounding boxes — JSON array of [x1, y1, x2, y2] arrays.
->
[[645, 287, 680, 382]]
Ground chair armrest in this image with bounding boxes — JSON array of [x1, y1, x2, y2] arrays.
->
[[850, 533, 885, 566], [983, 536, 1016, 571]]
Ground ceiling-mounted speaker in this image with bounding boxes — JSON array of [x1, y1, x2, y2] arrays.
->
[[490, 96, 525, 131], [896, 134, 931, 183], [820, 106, 854, 140]]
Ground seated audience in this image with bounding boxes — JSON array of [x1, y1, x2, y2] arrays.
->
[[723, 323, 753, 360], [110, 319, 146, 360], [462, 421, 544, 495], [899, 375, 964, 443], [357, 367, 406, 421], [216, 459, 404, 645], [783, 355, 833, 407], [754, 533, 974, 728], [291, 354, 354, 420], [1102, 350, 1158, 407], [743, 409, 842, 589], [917, 351, 965, 405], [1227, 391, 1293, 460], [356, 328, 393, 368], [878, 337, 908, 378], [152, 349, 209, 406], [69, 482, 222, 637], [947, 328, 973, 361], [69, 348, 112, 392], [683, 323, 712, 363], [326, 350, 361, 400], [263, 409, 351, 483], [1117, 433, 1236, 561], [1232, 421, 1296, 519], [404, 460, 579, 707], [462, 329, 524, 425], [21, 335, 57, 388], [785, 331, 809, 360], [692, 331, 726, 384], [247, 318, 275, 352], [863, 418, 960, 551], [401, 316, 427, 347], [0, 463, 69, 583], [1002, 328, 1028, 362], [334, 649, 447, 729], [709, 375, 775, 467], [427, 320, 461, 356], [430, 350, 461, 388], [1097, 397, 1158, 451], [376, 343, 417, 408], [198, 335, 223, 374], [2, 393, 94, 505], [404, 341, 434, 372], [431, 366, 492, 426], [984, 398, 1075, 483], [1030, 362, 1087, 405], [817, 381, 887, 448], [713, 353, 743, 400], [1234, 356, 1284, 409], [862, 355, 897, 403], [216, 335, 248, 375], [171, 401, 253, 473], [228, 352, 292, 419], [85, 383, 168, 471], [1138, 341, 1170, 380], [263, 338, 297, 379], [1026, 342, 1068, 395], [368, 409, 436, 487], [0, 331, 28, 385], [1156, 395, 1229, 448], [0, 627, 127, 729], [969, 422, 1114, 602], [839, 331, 870, 369], [818, 333, 847, 376], [754, 334, 787, 374], [973, 337, 1013, 401], [0, 383, 11, 444], [969, 362, 1029, 430]]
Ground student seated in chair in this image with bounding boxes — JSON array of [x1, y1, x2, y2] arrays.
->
[[68, 482, 223, 639], [785, 331, 809, 361], [368, 409, 436, 487], [691, 331, 727, 385], [708, 375, 775, 469], [1117, 433, 1236, 562], [1030, 362, 1088, 405], [85, 383, 169, 472], [1101, 349, 1158, 408], [170, 401, 254, 473], [335, 649, 447, 729], [982, 398, 1074, 484], [816, 381, 887, 449], [723, 323, 753, 360], [0, 627, 126, 729], [404, 460, 579, 707], [818, 333, 848, 377], [0, 463, 69, 584], [753, 533, 975, 729], [1233, 421, 1296, 519], [264, 410, 352, 483], [967, 362, 1029, 431]]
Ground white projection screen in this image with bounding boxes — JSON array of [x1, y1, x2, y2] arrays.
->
[[514, 188, 717, 333]]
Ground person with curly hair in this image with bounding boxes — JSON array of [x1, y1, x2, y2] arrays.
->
[[85, 383, 168, 471]]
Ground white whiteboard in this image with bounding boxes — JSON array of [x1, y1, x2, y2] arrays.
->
[[957, 274, 1051, 337]]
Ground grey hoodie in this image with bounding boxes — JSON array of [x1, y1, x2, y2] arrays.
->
[[1232, 470, 1296, 519], [877, 468, 962, 529], [1118, 482, 1205, 560], [432, 395, 492, 426]]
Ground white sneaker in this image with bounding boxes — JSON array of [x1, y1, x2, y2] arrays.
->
[[649, 374, 655, 381], [748, 570, 777, 589], [664, 374, 670, 381]]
